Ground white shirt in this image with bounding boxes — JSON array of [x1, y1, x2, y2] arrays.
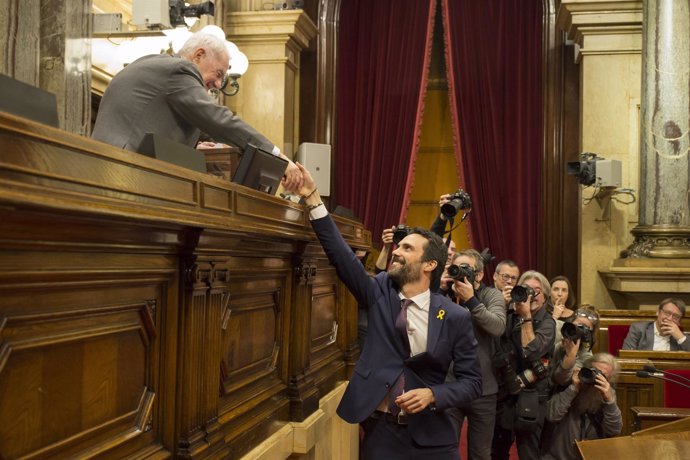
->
[[653, 322, 671, 351], [400, 290, 431, 357]]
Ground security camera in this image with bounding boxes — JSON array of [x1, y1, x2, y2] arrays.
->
[[566, 153, 621, 187], [169, 0, 215, 28]]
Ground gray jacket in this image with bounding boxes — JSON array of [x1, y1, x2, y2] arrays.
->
[[542, 385, 622, 460], [93, 54, 274, 153], [621, 321, 690, 351]]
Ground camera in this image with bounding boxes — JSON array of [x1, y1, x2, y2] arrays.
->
[[494, 350, 549, 395], [441, 189, 472, 218], [169, 0, 215, 27], [447, 263, 475, 285], [561, 322, 593, 347], [579, 366, 604, 385], [511, 285, 536, 304], [392, 224, 411, 245]]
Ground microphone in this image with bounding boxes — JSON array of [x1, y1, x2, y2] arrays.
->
[[642, 364, 690, 385], [636, 370, 690, 391]]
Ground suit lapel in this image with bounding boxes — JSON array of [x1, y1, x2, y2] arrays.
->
[[427, 296, 444, 354]]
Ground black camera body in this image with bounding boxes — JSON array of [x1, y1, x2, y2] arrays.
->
[[441, 189, 472, 218], [511, 285, 536, 304], [493, 349, 548, 395], [579, 366, 604, 385], [392, 224, 411, 245], [561, 322, 593, 346], [447, 263, 475, 285]]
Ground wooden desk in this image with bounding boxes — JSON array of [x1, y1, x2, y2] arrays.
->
[[578, 416, 690, 459], [611, 352, 690, 435], [631, 406, 690, 431], [200, 146, 240, 181], [0, 112, 370, 459]]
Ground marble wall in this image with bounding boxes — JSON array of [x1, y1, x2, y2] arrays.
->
[[0, 0, 91, 135]]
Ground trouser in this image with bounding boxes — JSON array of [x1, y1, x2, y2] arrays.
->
[[448, 393, 498, 460], [360, 416, 459, 460], [491, 398, 545, 460]]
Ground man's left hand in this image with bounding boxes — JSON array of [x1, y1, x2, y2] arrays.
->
[[395, 388, 435, 414], [453, 278, 474, 302], [594, 373, 614, 402]]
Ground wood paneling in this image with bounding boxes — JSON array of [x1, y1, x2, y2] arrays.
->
[[0, 111, 370, 459]]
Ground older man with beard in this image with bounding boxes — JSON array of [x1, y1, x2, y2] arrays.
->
[[541, 353, 623, 460]]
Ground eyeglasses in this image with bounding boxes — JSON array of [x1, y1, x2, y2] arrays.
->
[[660, 308, 682, 322], [498, 273, 518, 282], [576, 310, 599, 324]]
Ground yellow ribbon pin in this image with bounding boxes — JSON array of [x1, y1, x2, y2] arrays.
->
[[437, 309, 445, 320]]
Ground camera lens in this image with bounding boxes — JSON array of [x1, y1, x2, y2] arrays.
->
[[392, 224, 410, 245], [579, 367, 603, 385], [510, 285, 535, 304]]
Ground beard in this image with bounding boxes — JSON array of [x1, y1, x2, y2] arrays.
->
[[574, 385, 604, 414], [388, 256, 422, 287]]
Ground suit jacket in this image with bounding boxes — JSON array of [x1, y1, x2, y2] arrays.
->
[[622, 321, 690, 351], [311, 215, 482, 447], [92, 54, 274, 153]]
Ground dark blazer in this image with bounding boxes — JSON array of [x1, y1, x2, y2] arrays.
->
[[622, 321, 690, 351], [92, 54, 274, 153], [311, 215, 482, 447]]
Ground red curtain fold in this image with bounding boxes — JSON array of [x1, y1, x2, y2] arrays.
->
[[335, 0, 436, 247], [442, 0, 544, 272]]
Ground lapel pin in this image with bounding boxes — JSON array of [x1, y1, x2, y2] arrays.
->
[[437, 309, 445, 320]]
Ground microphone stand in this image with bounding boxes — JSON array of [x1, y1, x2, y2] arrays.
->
[[635, 370, 690, 391], [643, 364, 690, 386]]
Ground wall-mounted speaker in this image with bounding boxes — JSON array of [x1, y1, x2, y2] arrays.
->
[[296, 143, 331, 196]]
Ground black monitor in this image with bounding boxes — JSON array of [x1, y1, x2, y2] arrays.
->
[[0, 73, 59, 127], [232, 144, 288, 194]]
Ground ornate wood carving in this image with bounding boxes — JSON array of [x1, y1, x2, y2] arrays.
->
[[0, 111, 371, 459]]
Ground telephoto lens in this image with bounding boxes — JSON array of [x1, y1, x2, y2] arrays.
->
[[579, 367, 604, 385], [510, 285, 535, 304], [440, 189, 472, 218], [447, 263, 475, 285]]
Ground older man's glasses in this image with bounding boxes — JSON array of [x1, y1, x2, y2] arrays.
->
[[660, 308, 682, 322], [498, 273, 518, 282]]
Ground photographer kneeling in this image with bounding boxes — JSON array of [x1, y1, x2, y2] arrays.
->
[[491, 271, 556, 460], [551, 307, 600, 387], [541, 353, 622, 460]]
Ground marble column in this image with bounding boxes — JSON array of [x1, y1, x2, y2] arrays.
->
[[0, 0, 91, 135], [627, 0, 690, 257]]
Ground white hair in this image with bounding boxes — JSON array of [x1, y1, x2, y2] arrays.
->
[[179, 31, 229, 62]]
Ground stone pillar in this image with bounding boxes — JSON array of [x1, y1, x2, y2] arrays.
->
[[557, 0, 643, 308], [0, 0, 91, 135], [627, 0, 690, 258], [223, 10, 317, 157]]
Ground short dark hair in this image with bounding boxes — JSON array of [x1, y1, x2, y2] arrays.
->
[[410, 227, 447, 291], [659, 298, 686, 317], [495, 259, 519, 274]]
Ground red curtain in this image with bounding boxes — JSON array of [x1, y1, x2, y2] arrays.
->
[[442, 0, 544, 271], [335, 0, 436, 247]]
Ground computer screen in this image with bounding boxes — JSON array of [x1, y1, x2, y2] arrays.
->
[[232, 144, 288, 194]]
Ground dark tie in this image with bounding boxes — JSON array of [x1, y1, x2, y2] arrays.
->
[[389, 298, 412, 414]]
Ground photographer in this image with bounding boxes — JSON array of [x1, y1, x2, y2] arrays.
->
[[493, 260, 521, 306], [491, 271, 556, 460], [541, 353, 622, 460], [445, 250, 505, 460], [551, 307, 600, 387]]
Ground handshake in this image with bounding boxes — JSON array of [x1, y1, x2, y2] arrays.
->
[[282, 162, 318, 202]]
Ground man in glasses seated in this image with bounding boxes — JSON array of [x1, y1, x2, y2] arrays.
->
[[622, 298, 690, 351]]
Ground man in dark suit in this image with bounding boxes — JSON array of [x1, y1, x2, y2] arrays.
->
[[92, 26, 301, 189], [286, 163, 482, 459], [622, 298, 690, 351]]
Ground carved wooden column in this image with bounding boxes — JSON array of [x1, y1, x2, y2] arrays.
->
[[288, 246, 320, 421], [223, 10, 318, 156]]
